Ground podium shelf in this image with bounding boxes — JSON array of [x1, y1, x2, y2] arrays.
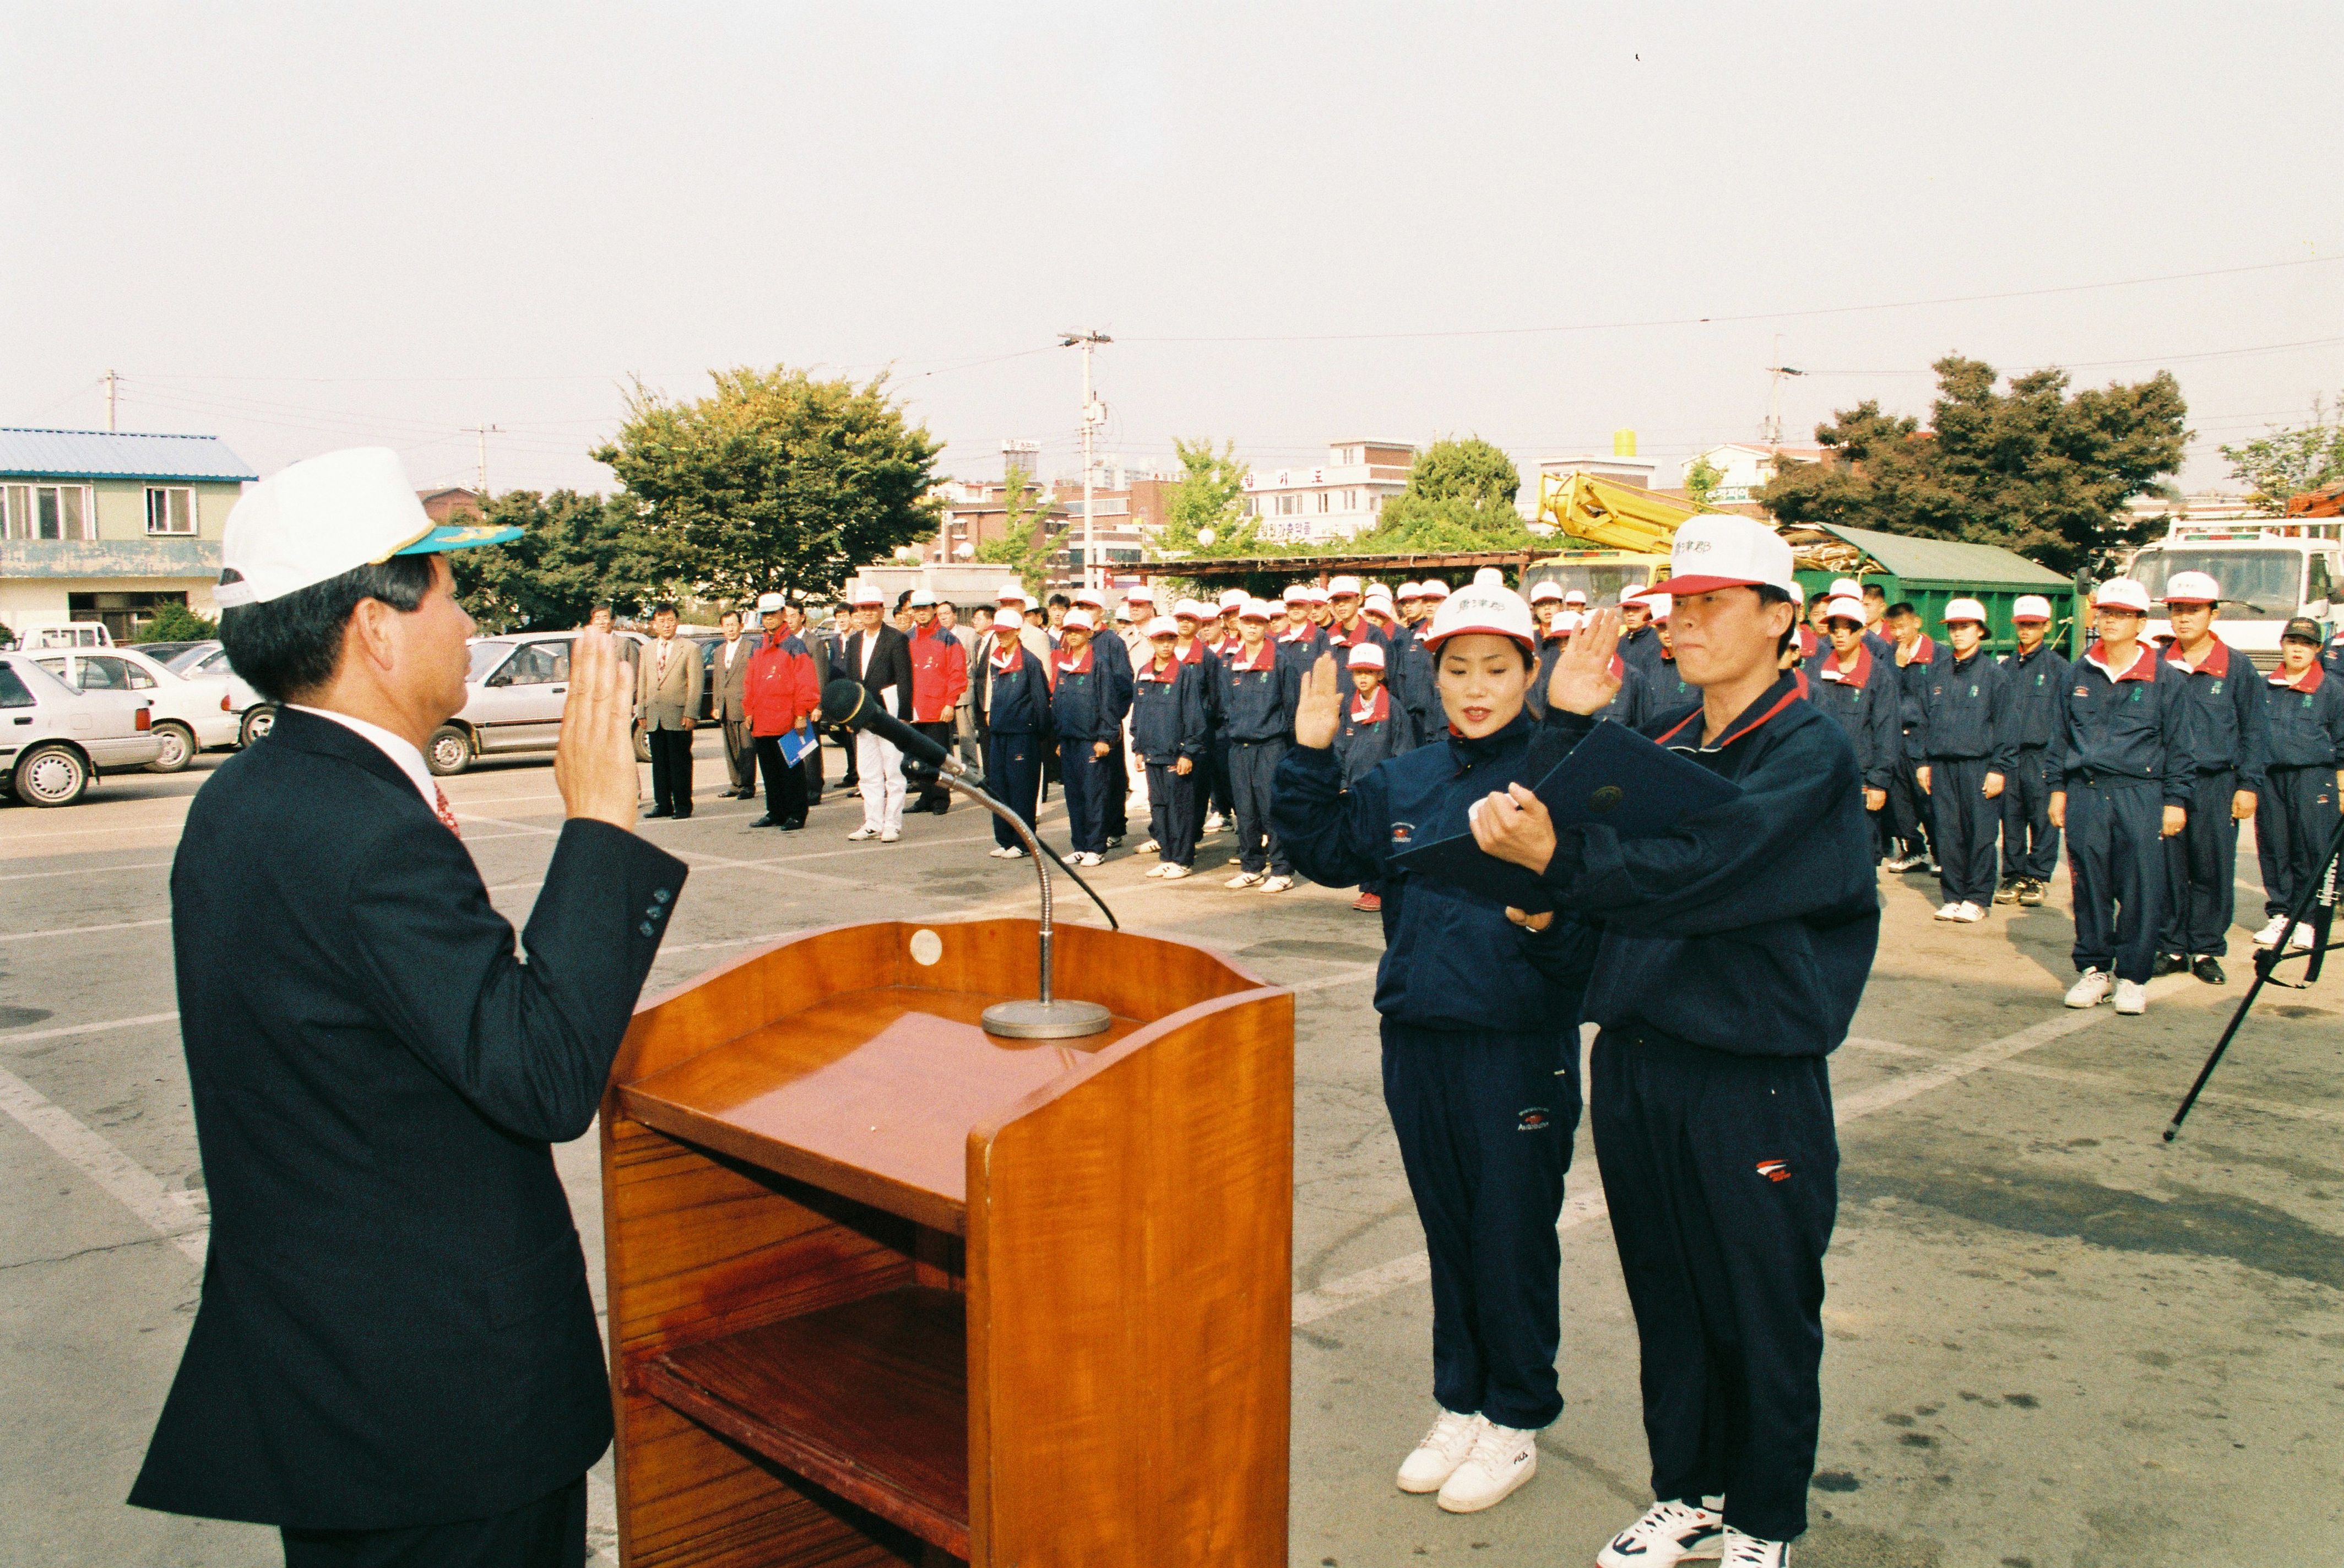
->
[[617, 985, 1141, 1233], [637, 1285, 970, 1559]]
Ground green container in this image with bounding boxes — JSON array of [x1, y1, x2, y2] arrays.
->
[[1790, 524, 2084, 658]]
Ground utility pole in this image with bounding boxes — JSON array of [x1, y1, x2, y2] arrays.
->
[[1761, 334, 1805, 448], [463, 425, 503, 499], [1059, 331, 1111, 590], [105, 370, 118, 432]]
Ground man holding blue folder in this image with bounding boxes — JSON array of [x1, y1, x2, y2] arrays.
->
[[1468, 514, 1879, 1568]]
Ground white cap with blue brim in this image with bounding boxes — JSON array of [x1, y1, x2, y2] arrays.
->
[[214, 447, 522, 608]]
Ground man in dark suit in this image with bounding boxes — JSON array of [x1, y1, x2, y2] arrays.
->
[[836, 580, 915, 841], [130, 447, 688, 1568]]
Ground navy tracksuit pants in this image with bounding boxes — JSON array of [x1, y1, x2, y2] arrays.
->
[[1592, 1032, 1837, 1544], [1999, 745, 2060, 882], [984, 731, 1043, 851], [1144, 760, 1199, 867], [2257, 765, 2342, 919], [1057, 739, 1110, 855], [2066, 777, 2167, 983], [1928, 758, 1999, 907], [1382, 1021, 1578, 1433], [1228, 738, 1291, 876], [1887, 733, 1932, 859], [2161, 769, 2239, 958], [1104, 733, 1130, 838], [1209, 729, 1234, 821]]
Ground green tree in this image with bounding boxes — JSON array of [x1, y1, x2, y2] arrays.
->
[[135, 602, 218, 643], [974, 465, 1060, 593], [1153, 438, 1265, 557], [1756, 355, 2190, 575], [449, 489, 667, 631], [2221, 394, 2344, 513], [593, 365, 943, 602], [1684, 453, 1727, 509], [1350, 436, 1532, 552]]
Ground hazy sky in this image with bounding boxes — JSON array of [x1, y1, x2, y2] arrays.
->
[[6, 2, 2339, 500]]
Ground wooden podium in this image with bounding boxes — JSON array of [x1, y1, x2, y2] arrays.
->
[[599, 916, 1294, 1566]]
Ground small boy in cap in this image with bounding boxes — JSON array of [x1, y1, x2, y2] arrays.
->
[[2252, 618, 2344, 952], [1916, 598, 2014, 923], [1131, 617, 1207, 877], [1332, 640, 1414, 911], [1048, 609, 1131, 866], [1217, 600, 1299, 892], [1996, 594, 2070, 906], [2153, 570, 2268, 983]]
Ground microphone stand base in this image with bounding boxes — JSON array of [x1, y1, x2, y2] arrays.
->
[[982, 997, 1115, 1039]]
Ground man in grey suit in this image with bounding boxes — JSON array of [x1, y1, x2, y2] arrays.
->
[[636, 602, 703, 819], [710, 608, 758, 799]]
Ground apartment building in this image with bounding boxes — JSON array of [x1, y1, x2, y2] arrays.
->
[[1240, 440, 1417, 544]]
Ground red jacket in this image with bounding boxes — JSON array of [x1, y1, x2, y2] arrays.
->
[[907, 624, 968, 723], [742, 636, 820, 737]]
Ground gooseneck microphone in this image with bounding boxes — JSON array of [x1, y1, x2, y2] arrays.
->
[[817, 677, 1116, 1038]]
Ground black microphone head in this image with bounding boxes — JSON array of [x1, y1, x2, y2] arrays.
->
[[820, 679, 867, 725]]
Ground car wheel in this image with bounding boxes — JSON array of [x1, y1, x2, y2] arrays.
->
[[13, 742, 90, 807], [240, 704, 278, 747], [147, 720, 195, 773], [426, 724, 473, 777]]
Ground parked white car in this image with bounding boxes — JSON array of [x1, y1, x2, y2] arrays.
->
[[29, 646, 241, 772], [17, 621, 116, 650], [0, 652, 164, 806], [162, 641, 278, 747], [431, 631, 665, 774]]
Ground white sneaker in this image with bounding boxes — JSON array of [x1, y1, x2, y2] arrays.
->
[[1259, 875, 1295, 893], [1144, 862, 1171, 878], [1159, 862, 1192, 880], [1718, 1526, 1788, 1568], [2113, 978, 2148, 1015], [1136, 838, 1159, 854], [1933, 902, 1962, 921], [1598, 1498, 1726, 1567], [2253, 914, 2287, 948], [1435, 1420, 1535, 1512], [1950, 901, 1985, 923], [1227, 870, 1266, 889], [1070, 851, 1103, 867], [848, 826, 881, 842], [1395, 1410, 1482, 1494], [987, 845, 1026, 859], [879, 828, 900, 844], [1202, 811, 1227, 833], [2064, 968, 2112, 1008], [2284, 921, 2317, 952]]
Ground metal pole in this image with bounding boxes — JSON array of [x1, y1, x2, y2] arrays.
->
[[463, 425, 502, 498], [106, 370, 118, 432], [1081, 342, 1095, 593]]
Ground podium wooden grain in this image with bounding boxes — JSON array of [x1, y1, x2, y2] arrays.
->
[[600, 916, 1294, 1566]]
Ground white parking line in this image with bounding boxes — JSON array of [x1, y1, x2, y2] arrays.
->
[[0, 917, 171, 944], [0, 1010, 181, 1046], [0, 1063, 207, 1264], [0, 860, 172, 883]]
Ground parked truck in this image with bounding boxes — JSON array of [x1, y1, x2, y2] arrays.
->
[[2129, 517, 2343, 670]]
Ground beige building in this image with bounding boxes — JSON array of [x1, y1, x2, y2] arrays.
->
[[1241, 439, 1416, 544]]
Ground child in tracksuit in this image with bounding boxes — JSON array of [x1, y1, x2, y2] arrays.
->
[[1634, 596, 1700, 724], [2254, 617, 2344, 952], [979, 606, 1056, 859], [1217, 600, 1300, 892], [1916, 599, 2015, 922], [1996, 595, 2070, 907], [2153, 571, 2270, 983], [1131, 617, 1208, 878], [1800, 593, 1898, 862], [1048, 609, 1131, 866], [1274, 577, 1598, 1520], [2055, 577, 2196, 1015], [1333, 641, 1415, 912]]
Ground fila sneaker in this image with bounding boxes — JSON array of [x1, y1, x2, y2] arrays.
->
[[1435, 1420, 1536, 1512], [1226, 870, 1266, 889], [1159, 862, 1192, 880], [1719, 1525, 1789, 1567], [2063, 968, 2112, 1008], [2113, 978, 2148, 1015], [1258, 875, 1295, 893], [1136, 838, 1159, 854], [1597, 1497, 1726, 1567], [1395, 1409, 1482, 1494]]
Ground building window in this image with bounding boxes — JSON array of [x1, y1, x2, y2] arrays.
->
[[145, 486, 196, 535], [1316, 491, 1331, 513], [2, 483, 95, 542]]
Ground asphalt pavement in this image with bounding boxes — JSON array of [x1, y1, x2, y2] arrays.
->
[[3, 734, 2340, 1567]]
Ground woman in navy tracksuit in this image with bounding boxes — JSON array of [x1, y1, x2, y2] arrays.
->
[[2255, 618, 2344, 946], [1130, 618, 1208, 875], [978, 616, 1055, 855], [1047, 611, 1131, 862], [1275, 580, 1598, 1517]]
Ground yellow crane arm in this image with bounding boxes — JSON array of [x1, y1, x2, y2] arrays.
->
[[1537, 471, 1705, 554]]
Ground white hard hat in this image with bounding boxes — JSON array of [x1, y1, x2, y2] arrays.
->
[[2163, 570, 2220, 605], [1664, 513, 1799, 599], [1062, 608, 1095, 632], [1943, 597, 1988, 626], [1824, 594, 1866, 625], [214, 447, 520, 608], [755, 591, 786, 613], [2095, 577, 2152, 613], [2011, 594, 2053, 623], [1327, 575, 1364, 597], [1347, 641, 1387, 670], [1422, 578, 1536, 653], [1528, 580, 1566, 605], [1142, 616, 1179, 639]]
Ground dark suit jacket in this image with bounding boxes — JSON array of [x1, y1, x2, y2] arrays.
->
[[129, 707, 688, 1530], [837, 624, 914, 721]]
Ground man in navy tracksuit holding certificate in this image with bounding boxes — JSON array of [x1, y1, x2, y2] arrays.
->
[[1469, 516, 1879, 1568], [2152, 569, 2269, 985]]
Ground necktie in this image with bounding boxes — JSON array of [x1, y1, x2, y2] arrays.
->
[[433, 785, 463, 839]]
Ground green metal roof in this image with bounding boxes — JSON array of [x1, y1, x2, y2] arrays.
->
[[1810, 522, 2069, 589]]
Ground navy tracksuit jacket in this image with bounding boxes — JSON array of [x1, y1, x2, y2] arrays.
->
[[2158, 639, 2269, 958], [2258, 664, 2344, 919], [1916, 645, 2016, 908], [1635, 650, 1701, 728], [1386, 626, 1440, 747], [1275, 712, 1600, 1433], [1048, 643, 1131, 856], [1535, 675, 1877, 1542], [979, 642, 1054, 852], [1091, 627, 1137, 838], [1619, 622, 1665, 679], [1217, 643, 1299, 876], [1886, 634, 1939, 855], [2056, 643, 2196, 983], [1131, 655, 1208, 866], [1998, 643, 2071, 883], [1802, 643, 1898, 866]]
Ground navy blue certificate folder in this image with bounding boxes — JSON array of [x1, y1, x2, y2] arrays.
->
[[1391, 719, 1744, 911]]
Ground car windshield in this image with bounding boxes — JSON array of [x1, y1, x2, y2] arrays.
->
[[1525, 563, 1656, 605], [2129, 549, 2302, 615], [163, 643, 220, 674], [467, 641, 516, 682]]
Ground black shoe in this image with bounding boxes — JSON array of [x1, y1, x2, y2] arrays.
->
[[643, 805, 673, 818], [672, 810, 692, 820], [751, 813, 777, 827], [2193, 956, 2226, 985], [2017, 877, 2046, 907], [780, 818, 805, 832], [735, 786, 758, 800], [2151, 951, 2185, 977]]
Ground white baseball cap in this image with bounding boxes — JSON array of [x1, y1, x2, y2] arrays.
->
[[1143, 616, 1179, 639], [2096, 577, 2152, 614], [1419, 579, 1450, 600], [1239, 599, 1276, 622], [1529, 580, 1566, 605], [849, 582, 887, 606], [2011, 594, 2053, 623], [1619, 587, 1650, 607], [1824, 594, 1865, 625], [1943, 597, 1988, 626], [755, 592, 786, 613], [1327, 575, 1363, 598], [2163, 570, 2220, 605], [1347, 642, 1387, 670], [1422, 579, 1536, 652], [1173, 598, 1209, 621], [1301, 584, 1331, 604], [1830, 577, 1862, 599], [996, 581, 1027, 605], [1282, 584, 1310, 605], [1396, 582, 1425, 602], [1124, 583, 1156, 604], [1073, 588, 1106, 609], [1217, 588, 1247, 610], [1644, 592, 1673, 622], [1663, 513, 1799, 599], [1551, 609, 1584, 636], [1062, 608, 1095, 632], [1562, 588, 1588, 608], [909, 589, 938, 607], [214, 447, 520, 608]]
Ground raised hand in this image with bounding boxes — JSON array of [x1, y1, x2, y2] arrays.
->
[[1547, 606, 1624, 717], [556, 628, 643, 830], [1294, 652, 1342, 749]]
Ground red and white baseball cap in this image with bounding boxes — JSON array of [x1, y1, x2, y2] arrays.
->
[[1301, 584, 1331, 604], [2095, 577, 2152, 614], [1124, 583, 1157, 604], [1347, 642, 1387, 670], [1551, 609, 1584, 636], [1396, 582, 1425, 603], [851, 582, 888, 607], [1143, 616, 1178, 639], [1644, 592, 1673, 622], [1173, 598, 1209, 621], [1663, 513, 1799, 598], [2162, 570, 2220, 605], [1529, 580, 1566, 605], [1238, 599, 1275, 622], [1419, 579, 1450, 600], [996, 581, 1028, 605], [1824, 594, 1866, 625], [1829, 576, 1863, 600], [2011, 594, 2053, 623], [1073, 588, 1106, 610], [1562, 588, 1588, 609], [1943, 597, 1988, 627], [214, 447, 523, 608], [1327, 575, 1363, 598], [1217, 588, 1248, 611], [1062, 608, 1096, 632], [1422, 578, 1536, 652], [1282, 584, 1310, 605]]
